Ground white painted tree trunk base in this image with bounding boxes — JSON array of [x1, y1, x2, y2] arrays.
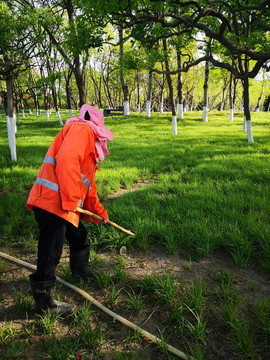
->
[[6, 116, 11, 149], [69, 109, 73, 118], [146, 100, 151, 118], [229, 109, 234, 122], [177, 103, 183, 120], [246, 120, 254, 142], [7, 116, 17, 161], [136, 104, 140, 113], [36, 109, 40, 116], [124, 101, 129, 116], [172, 115, 177, 135], [243, 116, 247, 131], [203, 106, 208, 122], [16, 113, 20, 125], [29, 109, 32, 115], [56, 111, 63, 126], [22, 110, 25, 118], [45, 110, 50, 121], [14, 114, 17, 134]]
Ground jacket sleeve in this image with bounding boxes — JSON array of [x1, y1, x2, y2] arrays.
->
[[82, 177, 108, 223], [55, 124, 96, 211]]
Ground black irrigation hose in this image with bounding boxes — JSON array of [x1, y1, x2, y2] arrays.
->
[[0, 251, 190, 360]]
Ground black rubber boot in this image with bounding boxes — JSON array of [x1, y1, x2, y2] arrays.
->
[[29, 274, 75, 318], [70, 246, 99, 281]]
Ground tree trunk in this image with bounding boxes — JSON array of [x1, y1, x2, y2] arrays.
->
[[65, 67, 73, 118], [176, 50, 183, 119], [52, 85, 63, 125], [6, 77, 17, 161], [118, 24, 129, 115], [22, 96, 31, 114], [58, 77, 62, 113], [203, 39, 212, 122], [229, 71, 234, 122], [40, 65, 50, 121], [219, 87, 226, 111], [17, 85, 26, 118], [29, 69, 40, 116], [136, 72, 141, 112], [14, 93, 20, 125], [44, 86, 49, 121], [63, 0, 86, 107], [20, 96, 25, 118], [90, 69, 102, 108], [73, 62, 86, 108], [103, 65, 114, 108], [243, 77, 253, 142], [146, 69, 153, 117], [159, 71, 165, 114], [255, 73, 265, 112], [162, 39, 177, 134]]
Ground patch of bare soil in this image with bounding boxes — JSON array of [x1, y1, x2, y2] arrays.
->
[[0, 243, 269, 360], [106, 180, 153, 200]]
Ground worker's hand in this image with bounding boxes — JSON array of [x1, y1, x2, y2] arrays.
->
[[99, 218, 108, 225]]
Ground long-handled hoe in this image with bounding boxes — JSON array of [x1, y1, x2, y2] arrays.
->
[[75, 207, 135, 236]]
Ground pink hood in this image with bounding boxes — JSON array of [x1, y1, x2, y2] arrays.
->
[[65, 105, 114, 161]]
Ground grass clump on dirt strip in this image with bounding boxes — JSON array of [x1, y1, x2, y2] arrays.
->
[[0, 110, 270, 359]]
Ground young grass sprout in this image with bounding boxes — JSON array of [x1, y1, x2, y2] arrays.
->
[[79, 319, 103, 349], [106, 284, 122, 309], [12, 287, 33, 313], [184, 279, 208, 312], [96, 270, 111, 289], [186, 306, 208, 343], [40, 311, 61, 333], [0, 321, 17, 344], [124, 289, 143, 315]]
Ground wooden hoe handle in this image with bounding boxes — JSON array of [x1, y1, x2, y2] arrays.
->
[[76, 207, 135, 236]]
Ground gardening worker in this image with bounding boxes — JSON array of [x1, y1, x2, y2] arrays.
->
[[26, 104, 114, 318]]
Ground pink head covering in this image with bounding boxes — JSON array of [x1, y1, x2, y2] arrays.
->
[[65, 104, 114, 161]]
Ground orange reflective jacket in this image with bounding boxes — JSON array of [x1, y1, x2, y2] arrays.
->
[[26, 122, 108, 227]]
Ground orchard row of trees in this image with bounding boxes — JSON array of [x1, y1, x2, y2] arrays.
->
[[1, 0, 270, 160], [1, 45, 269, 118]]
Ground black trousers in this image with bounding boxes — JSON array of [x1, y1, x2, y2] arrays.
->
[[33, 207, 88, 281]]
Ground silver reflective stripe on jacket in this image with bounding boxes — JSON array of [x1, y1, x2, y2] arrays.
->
[[81, 174, 91, 189], [35, 177, 60, 192], [43, 156, 56, 166]]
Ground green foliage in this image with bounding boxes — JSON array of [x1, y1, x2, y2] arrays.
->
[[12, 287, 33, 313], [184, 279, 208, 312], [232, 319, 255, 359], [186, 307, 209, 343], [0, 322, 17, 345], [42, 338, 80, 360], [253, 298, 270, 335], [96, 270, 111, 289], [79, 320, 103, 348], [106, 284, 122, 308], [123, 289, 143, 314], [217, 269, 241, 305], [40, 311, 62, 333], [1, 339, 28, 359]]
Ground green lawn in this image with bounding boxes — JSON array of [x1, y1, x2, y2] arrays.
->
[[0, 110, 269, 270]]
